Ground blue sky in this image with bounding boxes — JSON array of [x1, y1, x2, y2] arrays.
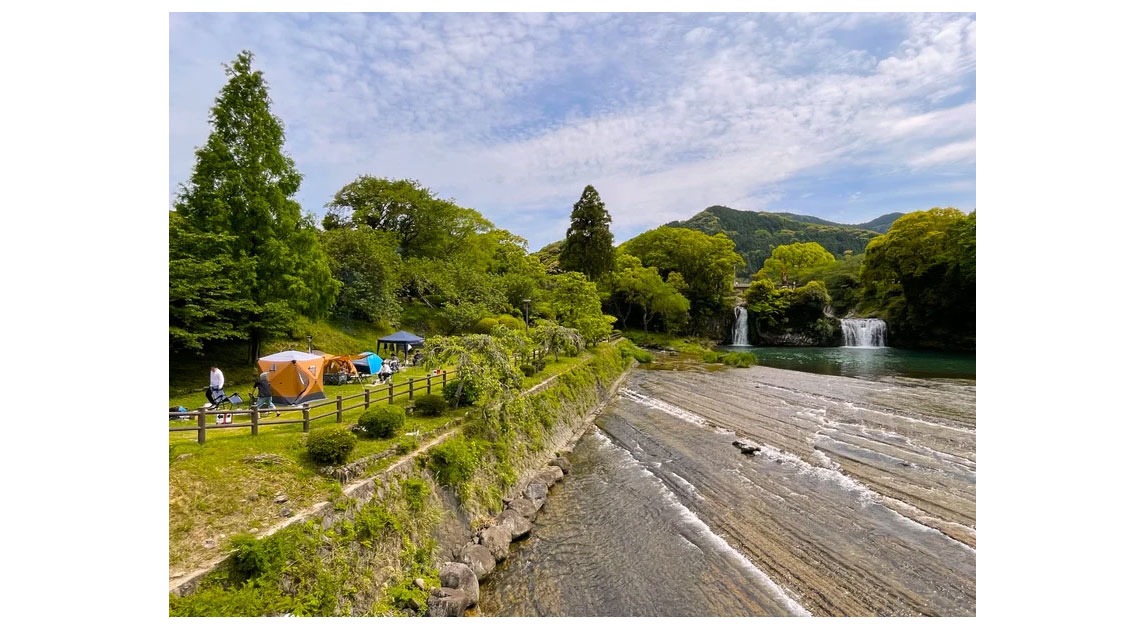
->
[[170, 11, 975, 251]]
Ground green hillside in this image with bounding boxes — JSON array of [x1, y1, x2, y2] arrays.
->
[[665, 206, 894, 276]]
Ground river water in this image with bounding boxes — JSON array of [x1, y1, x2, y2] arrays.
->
[[475, 362, 976, 617]]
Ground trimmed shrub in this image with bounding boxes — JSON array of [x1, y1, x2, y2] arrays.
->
[[413, 394, 449, 417], [306, 426, 357, 465], [520, 363, 537, 377], [358, 405, 406, 439], [533, 358, 547, 372]]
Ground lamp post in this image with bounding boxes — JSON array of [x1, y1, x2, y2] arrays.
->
[[523, 299, 531, 330]]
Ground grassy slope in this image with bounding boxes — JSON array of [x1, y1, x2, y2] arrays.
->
[[169, 316, 602, 580]]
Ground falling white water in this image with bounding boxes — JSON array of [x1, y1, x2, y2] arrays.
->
[[841, 318, 887, 347], [732, 306, 750, 346]]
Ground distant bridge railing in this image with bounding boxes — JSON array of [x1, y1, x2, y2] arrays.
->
[[169, 370, 453, 445]]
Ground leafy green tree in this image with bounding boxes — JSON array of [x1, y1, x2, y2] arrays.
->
[[760, 242, 836, 286], [543, 271, 616, 343], [743, 277, 834, 344], [319, 228, 403, 324], [619, 226, 744, 322], [169, 213, 259, 353], [324, 176, 492, 259], [172, 50, 337, 361], [528, 319, 585, 362], [606, 255, 690, 332], [860, 208, 975, 349], [422, 334, 522, 407], [558, 185, 616, 280]]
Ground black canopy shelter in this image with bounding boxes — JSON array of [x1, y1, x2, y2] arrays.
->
[[376, 330, 425, 359]]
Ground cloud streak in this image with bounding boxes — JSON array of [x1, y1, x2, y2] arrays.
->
[[170, 12, 976, 250]]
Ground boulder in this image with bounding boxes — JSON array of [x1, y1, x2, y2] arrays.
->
[[549, 456, 571, 474], [438, 562, 480, 603], [523, 480, 549, 509], [507, 496, 538, 520], [479, 522, 513, 561], [427, 587, 472, 617], [733, 439, 762, 455], [537, 465, 565, 487], [495, 508, 532, 540], [458, 543, 497, 581]]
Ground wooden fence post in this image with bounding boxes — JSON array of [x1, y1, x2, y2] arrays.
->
[[302, 403, 311, 433], [408, 379, 414, 401], [251, 408, 259, 436], [197, 406, 208, 445], [364, 388, 371, 410], [388, 382, 394, 405], [336, 396, 344, 423]]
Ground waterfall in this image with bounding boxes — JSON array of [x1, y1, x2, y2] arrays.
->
[[841, 318, 887, 348], [732, 306, 750, 346]]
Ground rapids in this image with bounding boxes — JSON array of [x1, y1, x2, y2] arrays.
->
[[475, 364, 975, 617]]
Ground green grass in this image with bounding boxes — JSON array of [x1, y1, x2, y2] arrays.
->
[[169, 332, 597, 580]]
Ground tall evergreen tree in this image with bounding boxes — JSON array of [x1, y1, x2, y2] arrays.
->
[[172, 50, 337, 362], [558, 184, 616, 281]]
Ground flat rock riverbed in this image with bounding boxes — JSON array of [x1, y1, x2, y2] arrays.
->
[[476, 364, 976, 617]]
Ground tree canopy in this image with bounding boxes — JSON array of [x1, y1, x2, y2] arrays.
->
[[618, 226, 744, 323], [558, 185, 616, 281], [759, 242, 836, 286], [171, 50, 337, 360], [860, 208, 975, 349]]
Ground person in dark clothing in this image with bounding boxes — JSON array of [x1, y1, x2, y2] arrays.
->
[[255, 372, 281, 416]]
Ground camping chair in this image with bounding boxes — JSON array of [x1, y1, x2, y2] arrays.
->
[[205, 387, 243, 411]]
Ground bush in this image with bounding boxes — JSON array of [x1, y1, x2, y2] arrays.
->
[[618, 339, 654, 363], [395, 436, 418, 455], [533, 358, 547, 372], [413, 394, 449, 417], [520, 363, 536, 377], [425, 438, 482, 488], [306, 426, 357, 465], [442, 378, 480, 407], [358, 405, 406, 439], [702, 351, 721, 363], [720, 352, 757, 368]]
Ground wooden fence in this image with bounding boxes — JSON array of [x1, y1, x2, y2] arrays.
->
[[169, 370, 453, 445]]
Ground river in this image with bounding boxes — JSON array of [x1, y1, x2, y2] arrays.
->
[[475, 361, 976, 616]]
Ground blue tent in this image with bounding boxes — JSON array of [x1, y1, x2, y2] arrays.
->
[[353, 351, 383, 376], [376, 330, 425, 358]]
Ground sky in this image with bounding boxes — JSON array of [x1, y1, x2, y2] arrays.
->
[[169, 11, 976, 251]]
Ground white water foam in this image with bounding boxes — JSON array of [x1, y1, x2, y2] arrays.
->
[[594, 430, 813, 616]]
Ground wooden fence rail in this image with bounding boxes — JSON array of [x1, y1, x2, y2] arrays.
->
[[169, 370, 453, 445]]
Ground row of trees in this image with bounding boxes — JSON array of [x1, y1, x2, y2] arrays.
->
[[170, 52, 619, 365], [735, 209, 975, 349], [170, 51, 974, 363]]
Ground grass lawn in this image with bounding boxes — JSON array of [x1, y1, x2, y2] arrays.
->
[[168, 344, 599, 581]]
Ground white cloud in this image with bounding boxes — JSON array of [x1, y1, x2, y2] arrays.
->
[[170, 12, 976, 247]]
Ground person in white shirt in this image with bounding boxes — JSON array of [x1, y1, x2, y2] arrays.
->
[[209, 366, 225, 406]]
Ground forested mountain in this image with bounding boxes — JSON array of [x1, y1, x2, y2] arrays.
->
[[665, 206, 898, 276]]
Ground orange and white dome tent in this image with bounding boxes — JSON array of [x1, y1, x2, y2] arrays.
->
[[256, 350, 327, 405]]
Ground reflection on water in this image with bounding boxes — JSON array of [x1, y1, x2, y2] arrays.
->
[[716, 346, 976, 380]]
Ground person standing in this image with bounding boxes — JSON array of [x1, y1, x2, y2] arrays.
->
[[208, 366, 225, 406], [255, 372, 281, 417]]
